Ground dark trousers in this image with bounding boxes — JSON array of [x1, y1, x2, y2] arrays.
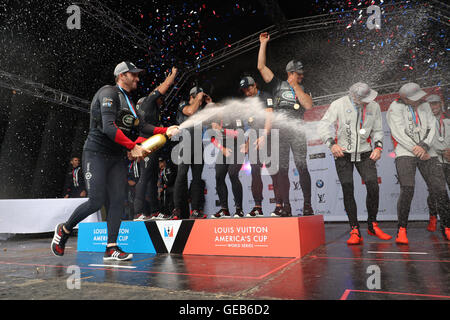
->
[[270, 127, 311, 207], [395, 156, 449, 228], [428, 162, 450, 217], [174, 155, 204, 219], [65, 150, 127, 244], [334, 152, 379, 229], [250, 163, 263, 206], [134, 151, 159, 216], [215, 160, 243, 210]]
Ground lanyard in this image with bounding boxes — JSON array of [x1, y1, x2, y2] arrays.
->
[[436, 114, 445, 138], [349, 97, 366, 128], [408, 106, 421, 127], [289, 86, 297, 102], [117, 85, 137, 118]]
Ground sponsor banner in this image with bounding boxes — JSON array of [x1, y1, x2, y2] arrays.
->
[[77, 221, 156, 253], [183, 216, 324, 258]]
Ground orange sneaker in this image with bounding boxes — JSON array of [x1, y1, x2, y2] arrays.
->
[[444, 227, 450, 241], [427, 215, 437, 232], [347, 227, 363, 245], [396, 227, 409, 245], [368, 222, 392, 240]]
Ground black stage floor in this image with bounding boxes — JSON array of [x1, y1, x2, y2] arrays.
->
[[1, 221, 449, 301]]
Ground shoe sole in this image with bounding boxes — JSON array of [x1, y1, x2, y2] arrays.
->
[[103, 254, 133, 261]]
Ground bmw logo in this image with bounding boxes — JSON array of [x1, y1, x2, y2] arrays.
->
[[316, 179, 324, 188]]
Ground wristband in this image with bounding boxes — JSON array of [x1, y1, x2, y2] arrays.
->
[[326, 138, 336, 148]]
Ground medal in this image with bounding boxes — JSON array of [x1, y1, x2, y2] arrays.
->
[[359, 129, 366, 135], [414, 127, 420, 133], [439, 137, 444, 142], [293, 103, 300, 110], [134, 118, 140, 126]]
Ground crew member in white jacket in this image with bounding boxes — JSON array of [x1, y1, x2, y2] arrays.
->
[[318, 82, 391, 245], [425, 94, 450, 233], [386, 83, 450, 244]]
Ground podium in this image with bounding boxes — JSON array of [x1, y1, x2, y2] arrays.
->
[[77, 215, 325, 258]]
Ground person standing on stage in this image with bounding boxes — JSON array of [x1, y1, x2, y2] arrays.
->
[[133, 67, 178, 221], [210, 105, 246, 218], [257, 32, 314, 217], [170, 86, 211, 220], [239, 76, 273, 217], [51, 61, 179, 261], [386, 83, 450, 243], [63, 156, 86, 198], [318, 82, 391, 245], [424, 94, 450, 232]]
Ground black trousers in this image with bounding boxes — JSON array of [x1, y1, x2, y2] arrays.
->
[[428, 162, 450, 217], [65, 150, 127, 244], [250, 162, 263, 206], [270, 126, 311, 207], [215, 159, 243, 210], [395, 156, 449, 228], [334, 152, 379, 229], [173, 149, 204, 218], [134, 151, 160, 216]]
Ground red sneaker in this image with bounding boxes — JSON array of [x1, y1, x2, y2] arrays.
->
[[347, 227, 363, 245], [368, 222, 392, 240], [427, 215, 437, 232], [396, 227, 409, 245], [443, 227, 450, 241]]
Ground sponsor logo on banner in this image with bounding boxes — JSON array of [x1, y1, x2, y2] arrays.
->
[[307, 139, 324, 147], [309, 152, 326, 160], [318, 193, 326, 203], [293, 181, 300, 190], [156, 220, 182, 252], [316, 179, 324, 188], [268, 184, 273, 190]]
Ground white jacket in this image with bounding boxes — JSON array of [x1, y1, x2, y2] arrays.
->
[[430, 115, 450, 164], [386, 99, 436, 158], [318, 95, 383, 162]]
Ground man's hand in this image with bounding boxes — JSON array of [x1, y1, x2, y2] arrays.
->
[[254, 135, 266, 150], [331, 144, 346, 158], [166, 125, 180, 138], [204, 94, 212, 104], [222, 147, 232, 157], [130, 144, 149, 161], [370, 148, 382, 161], [287, 73, 298, 88], [240, 142, 249, 154], [195, 91, 205, 103], [420, 153, 431, 161], [412, 145, 426, 158], [259, 32, 270, 44]]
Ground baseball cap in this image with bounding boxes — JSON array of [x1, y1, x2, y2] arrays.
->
[[399, 83, 427, 102], [425, 94, 442, 103], [285, 60, 304, 74], [349, 82, 378, 103], [189, 86, 204, 97], [114, 61, 144, 77], [239, 76, 256, 89]]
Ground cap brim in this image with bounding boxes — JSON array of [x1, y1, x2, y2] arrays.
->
[[361, 89, 378, 103], [408, 90, 427, 102], [128, 68, 144, 73]]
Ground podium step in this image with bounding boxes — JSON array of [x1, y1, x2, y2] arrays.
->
[[78, 215, 325, 258]]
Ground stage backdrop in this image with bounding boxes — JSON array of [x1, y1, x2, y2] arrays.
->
[[187, 88, 448, 221]]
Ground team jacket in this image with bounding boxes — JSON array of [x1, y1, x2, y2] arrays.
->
[[317, 95, 384, 162], [84, 85, 167, 156], [386, 99, 436, 158], [429, 115, 450, 164]]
